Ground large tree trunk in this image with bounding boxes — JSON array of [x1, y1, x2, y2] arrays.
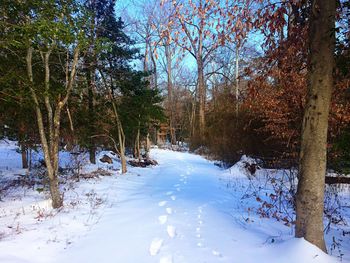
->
[[295, 0, 335, 252]]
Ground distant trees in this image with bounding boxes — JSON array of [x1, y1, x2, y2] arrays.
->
[[159, 0, 252, 145]]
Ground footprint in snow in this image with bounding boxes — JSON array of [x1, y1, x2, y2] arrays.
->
[[167, 225, 176, 238], [197, 242, 204, 248], [160, 255, 173, 263], [158, 201, 167, 207], [149, 238, 163, 256], [170, 195, 176, 201], [166, 207, 173, 214], [158, 215, 168, 225], [212, 250, 222, 257]]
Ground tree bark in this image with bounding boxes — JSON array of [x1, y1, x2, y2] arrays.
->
[[117, 117, 127, 174], [197, 56, 205, 141], [88, 77, 96, 164], [145, 133, 151, 160], [48, 175, 62, 208], [85, 57, 96, 164], [295, 0, 335, 252], [165, 43, 176, 145], [134, 121, 141, 160], [145, 39, 155, 160], [21, 143, 28, 169], [19, 121, 28, 169], [235, 45, 240, 117]]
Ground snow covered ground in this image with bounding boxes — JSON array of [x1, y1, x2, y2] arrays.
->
[[0, 140, 348, 263]]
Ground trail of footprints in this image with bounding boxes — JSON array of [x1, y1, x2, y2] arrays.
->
[[149, 170, 221, 261], [195, 205, 223, 258], [149, 174, 187, 262]]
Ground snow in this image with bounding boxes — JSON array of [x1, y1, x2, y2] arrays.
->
[[0, 140, 347, 263]]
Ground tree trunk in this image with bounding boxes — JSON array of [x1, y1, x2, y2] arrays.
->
[[134, 126, 141, 160], [99, 68, 127, 174], [112, 99, 127, 174], [120, 151, 127, 174], [145, 133, 151, 160], [136, 127, 140, 161], [190, 93, 196, 138], [295, 0, 335, 253], [197, 56, 205, 141], [86, 59, 96, 164], [88, 88, 96, 164], [150, 47, 158, 89], [116, 109, 127, 174], [26, 45, 79, 209], [144, 40, 153, 160], [27, 47, 63, 209], [118, 121, 127, 174], [21, 143, 28, 169], [48, 175, 63, 208], [235, 45, 240, 117], [89, 84, 96, 164], [165, 43, 176, 145]]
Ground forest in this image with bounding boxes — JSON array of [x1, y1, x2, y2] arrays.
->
[[0, 0, 349, 262]]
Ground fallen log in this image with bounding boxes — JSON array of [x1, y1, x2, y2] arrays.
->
[[325, 176, 350, 185], [128, 158, 158, 168]]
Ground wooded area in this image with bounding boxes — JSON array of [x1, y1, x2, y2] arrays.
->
[[0, 0, 349, 255]]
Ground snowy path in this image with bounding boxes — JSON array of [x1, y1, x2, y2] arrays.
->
[[55, 150, 237, 263], [0, 147, 337, 263], [54, 150, 334, 263]]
